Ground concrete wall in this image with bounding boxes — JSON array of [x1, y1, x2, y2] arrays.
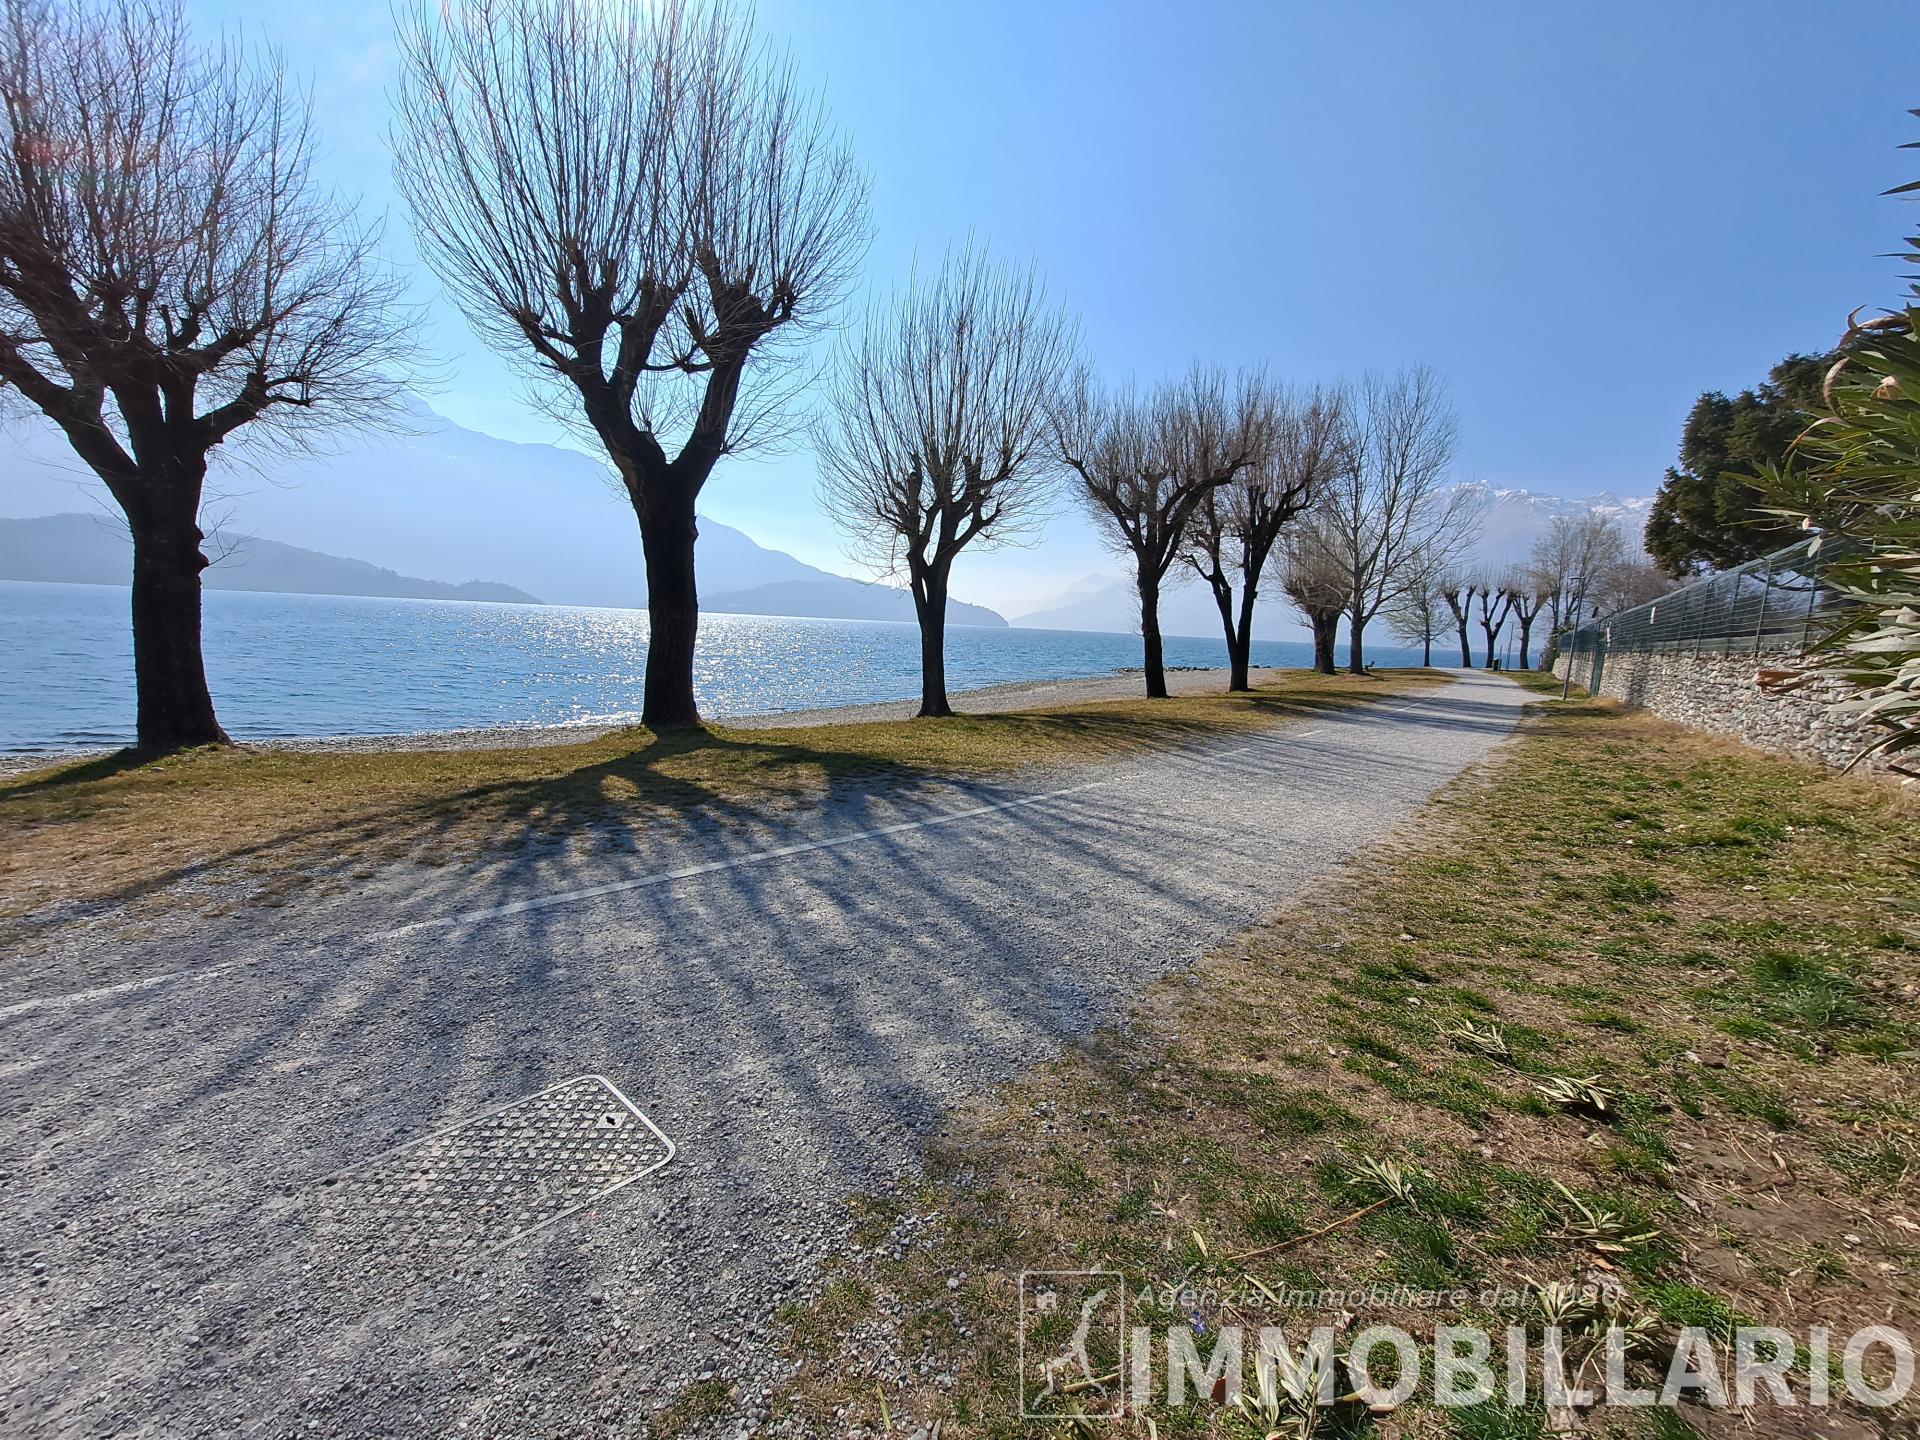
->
[[1550, 646, 1887, 774]]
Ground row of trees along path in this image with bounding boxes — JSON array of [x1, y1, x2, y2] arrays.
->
[[4, 0, 1491, 747]]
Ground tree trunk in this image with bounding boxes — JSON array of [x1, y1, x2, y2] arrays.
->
[[1139, 575, 1168, 698], [1347, 605, 1366, 674], [912, 560, 952, 718], [1311, 609, 1338, 675], [640, 486, 702, 730], [1455, 621, 1471, 667], [1422, 633, 1432, 666], [1228, 582, 1258, 693], [1517, 618, 1535, 669], [128, 506, 228, 752], [1482, 625, 1498, 668]]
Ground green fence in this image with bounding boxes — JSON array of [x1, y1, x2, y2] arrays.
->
[[1554, 539, 1847, 693]]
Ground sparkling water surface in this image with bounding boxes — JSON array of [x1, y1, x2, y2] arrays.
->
[[0, 580, 1419, 750]]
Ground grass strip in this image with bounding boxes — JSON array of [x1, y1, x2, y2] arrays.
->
[[771, 674, 1918, 1438]]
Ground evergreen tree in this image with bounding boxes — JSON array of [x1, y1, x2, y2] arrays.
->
[[1644, 353, 1829, 576]]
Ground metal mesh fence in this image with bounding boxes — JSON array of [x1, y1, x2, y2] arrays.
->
[[1555, 538, 1847, 666]]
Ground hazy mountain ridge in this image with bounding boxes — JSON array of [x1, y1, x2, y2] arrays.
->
[[2, 404, 1625, 634], [1, 402, 1007, 624], [706, 578, 1006, 627], [0, 513, 542, 605]]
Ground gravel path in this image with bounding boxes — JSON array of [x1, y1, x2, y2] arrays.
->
[[722, 666, 1289, 730], [0, 672, 1526, 1438]]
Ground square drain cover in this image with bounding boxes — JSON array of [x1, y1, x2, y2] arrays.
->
[[314, 1074, 674, 1258]]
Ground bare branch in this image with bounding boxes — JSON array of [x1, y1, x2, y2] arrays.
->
[[815, 242, 1079, 715], [0, 0, 415, 748], [392, 0, 869, 726], [1057, 363, 1274, 695], [1310, 366, 1477, 670], [393, 0, 869, 487]]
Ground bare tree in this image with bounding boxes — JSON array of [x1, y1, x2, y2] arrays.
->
[[1181, 384, 1344, 690], [1530, 512, 1630, 661], [1058, 366, 1269, 697], [817, 245, 1077, 717], [1590, 557, 1673, 617], [1386, 565, 1445, 666], [1470, 573, 1515, 668], [1437, 574, 1473, 667], [1316, 367, 1477, 672], [394, 0, 868, 728], [1276, 509, 1347, 676], [0, 0, 410, 751], [1502, 572, 1545, 669]]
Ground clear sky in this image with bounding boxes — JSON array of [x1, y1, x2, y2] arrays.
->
[[183, 0, 1920, 615]]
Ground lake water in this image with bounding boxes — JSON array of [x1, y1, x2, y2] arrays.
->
[[0, 580, 1421, 751]]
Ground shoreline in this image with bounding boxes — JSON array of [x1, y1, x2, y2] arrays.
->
[[0, 665, 1307, 778]]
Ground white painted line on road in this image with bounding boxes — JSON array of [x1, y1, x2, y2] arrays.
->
[[367, 778, 1115, 941], [0, 711, 1409, 1019], [371, 722, 1355, 940], [0, 959, 248, 1021]]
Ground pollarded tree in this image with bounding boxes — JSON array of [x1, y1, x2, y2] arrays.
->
[[817, 245, 1078, 717], [1502, 573, 1545, 669], [1181, 384, 1345, 691], [1470, 575, 1514, 668], [0, 0, 411, 751], [1059, 366, 1270, 697], [1437, 574, 1473, 667], [394, 0, 868, 728]]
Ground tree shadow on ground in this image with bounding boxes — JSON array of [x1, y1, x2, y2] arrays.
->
[[0, 674, 1462, 936]]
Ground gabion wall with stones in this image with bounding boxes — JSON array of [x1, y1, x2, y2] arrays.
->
[[1549, 648, 1890, 776]]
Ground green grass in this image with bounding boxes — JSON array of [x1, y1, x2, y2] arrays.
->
[[770, 679, 1917, 1437]]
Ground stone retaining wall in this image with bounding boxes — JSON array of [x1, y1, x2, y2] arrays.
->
[[1549, 647, 1887, 775]]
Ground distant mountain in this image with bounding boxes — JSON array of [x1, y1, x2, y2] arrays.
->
[[707, 577, 1006, 627], [0, 513, 542, 604], [0, 399, 1002, 622], [1456, 483, 1653, 569], [1015, 573, 1292, 640]]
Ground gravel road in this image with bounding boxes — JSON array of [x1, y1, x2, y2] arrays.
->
[[0, 671, 1527, 1438]]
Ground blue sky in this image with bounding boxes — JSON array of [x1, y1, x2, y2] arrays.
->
[[180, 0, 1920, 614]]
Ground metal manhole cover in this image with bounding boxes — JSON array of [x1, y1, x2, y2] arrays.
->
[[312, 1074, 674, 1258]]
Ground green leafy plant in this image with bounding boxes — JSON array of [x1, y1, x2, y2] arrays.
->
[[1229, 1350, 1370, 1440], [1755, 112, 1920, 774]]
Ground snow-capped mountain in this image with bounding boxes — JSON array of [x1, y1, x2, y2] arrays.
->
[[1455, 483, 1653, 569]]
